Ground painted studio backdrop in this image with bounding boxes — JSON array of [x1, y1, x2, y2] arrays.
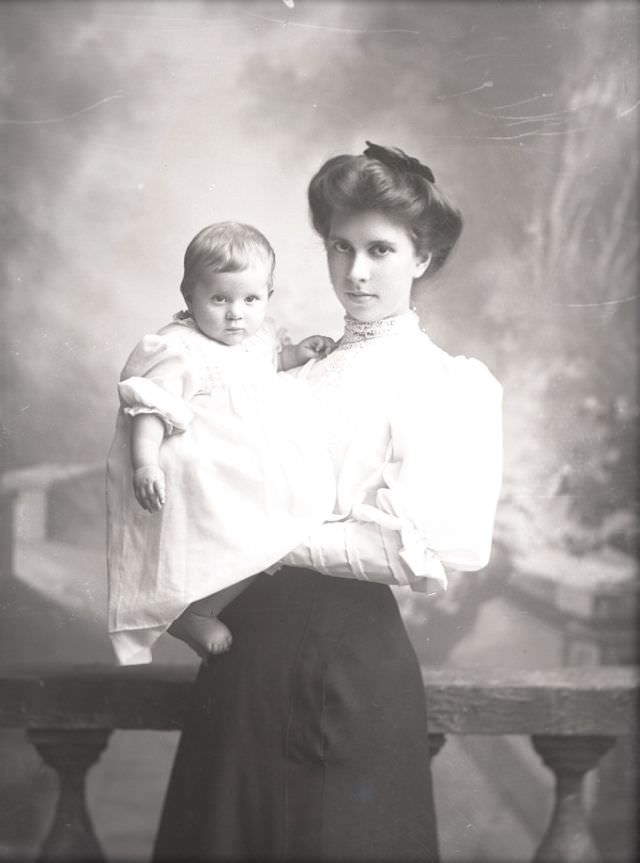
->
[[1, 1, 638, 862]]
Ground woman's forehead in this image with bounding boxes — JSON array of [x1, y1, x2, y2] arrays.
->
[[328, 209, 411, 243]]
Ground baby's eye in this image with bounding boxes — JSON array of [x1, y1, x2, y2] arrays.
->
[[210, 295, 227, 304], [370, 244, 393, 258], [244, 295, 260, 304]]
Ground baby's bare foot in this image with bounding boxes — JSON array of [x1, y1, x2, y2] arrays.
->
[[168, 611, 232, 659]]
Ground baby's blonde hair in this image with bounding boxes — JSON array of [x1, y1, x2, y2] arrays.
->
[[180, 221, 276, 302]]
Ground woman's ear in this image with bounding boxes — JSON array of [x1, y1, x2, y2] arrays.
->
[[414, 252, 432, 279]]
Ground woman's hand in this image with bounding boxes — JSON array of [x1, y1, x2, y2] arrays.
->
[[133, 465, 166, 512]]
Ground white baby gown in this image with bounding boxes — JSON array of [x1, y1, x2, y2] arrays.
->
[[106, 315, 335, 665]]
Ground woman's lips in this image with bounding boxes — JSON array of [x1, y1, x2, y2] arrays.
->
[[346, 292, 376, 302]]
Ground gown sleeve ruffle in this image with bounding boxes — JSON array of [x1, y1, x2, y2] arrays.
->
[[117, 333, 199, 434]]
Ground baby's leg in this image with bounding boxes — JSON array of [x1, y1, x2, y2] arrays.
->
[[167, 576, 255, 659]]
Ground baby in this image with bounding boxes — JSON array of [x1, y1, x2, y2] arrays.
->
[[106, 221, 336, 664]]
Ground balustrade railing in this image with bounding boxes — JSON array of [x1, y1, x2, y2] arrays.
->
[[1, 462, 104, 581], [0, 664, 636, 862]]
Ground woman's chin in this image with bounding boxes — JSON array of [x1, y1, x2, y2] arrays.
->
[[341, 298, 381, 321], [342, 303, 408, 323]]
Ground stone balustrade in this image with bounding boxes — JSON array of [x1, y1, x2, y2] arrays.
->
[[0, 664, 636, 862], [0, 462, 104, 580]]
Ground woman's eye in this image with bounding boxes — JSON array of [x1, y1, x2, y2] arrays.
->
[[371, 244, 392, 258]]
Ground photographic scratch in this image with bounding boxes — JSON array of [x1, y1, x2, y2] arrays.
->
[[537, 165, 598, 176], [485, 127, 586, 140], [436, 80, 494, 100], [474, 106, 584, 123], [618, 97, 640, 118], [503, 117, 566, 128], [562, 295, 639, 308], [428, 127, 585, 142], [458, 52, 495, 63], [1, 92, 125, 125], [243, 11, 419, 35], [493, 94, 554, 109]]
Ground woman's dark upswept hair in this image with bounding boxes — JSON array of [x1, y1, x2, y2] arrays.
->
[[308, 145, 463, 280]]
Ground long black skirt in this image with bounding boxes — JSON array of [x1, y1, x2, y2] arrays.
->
[[153, 567, 439, 862]]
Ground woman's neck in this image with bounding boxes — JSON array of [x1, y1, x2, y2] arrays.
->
[[340, 309, 419, 347]]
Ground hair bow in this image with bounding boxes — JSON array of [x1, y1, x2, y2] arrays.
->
[[363, 140, 435, 184]]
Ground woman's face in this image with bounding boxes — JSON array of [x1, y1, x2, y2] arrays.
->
[[325, 210, 430, 322]]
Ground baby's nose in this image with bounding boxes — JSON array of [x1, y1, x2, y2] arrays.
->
[[226, 304, 243, 319]]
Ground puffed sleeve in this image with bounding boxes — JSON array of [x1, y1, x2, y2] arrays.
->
[[283, 355, 502, 592], [380, 355, 503, 580], [117, 334, 198, 434]]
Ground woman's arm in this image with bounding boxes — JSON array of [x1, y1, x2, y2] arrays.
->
[[282, 518, 438, 588], [283, 356, 503, 591], [131, 414, 166, 512]]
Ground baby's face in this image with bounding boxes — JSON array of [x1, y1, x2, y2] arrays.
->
[[187, 263, 272, 345]]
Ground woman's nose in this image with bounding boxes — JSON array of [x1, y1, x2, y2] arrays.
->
[[348, 253, 370, 284]]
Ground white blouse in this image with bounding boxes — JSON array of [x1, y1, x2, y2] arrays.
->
[[281, 310, 503, 593]]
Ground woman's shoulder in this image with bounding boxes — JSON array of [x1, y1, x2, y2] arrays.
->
[[388, 333, 501, 438], [394, 330, 502, 407], [428, 337, 500, 391]]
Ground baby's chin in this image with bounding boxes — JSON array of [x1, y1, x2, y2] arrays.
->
[[216, 327, 256, 346]]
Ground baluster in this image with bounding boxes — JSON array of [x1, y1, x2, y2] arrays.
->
[[428, 733, 447, 760], [531, 734, 615, 863], [0, 488, 16, 580], [28, 728, 112, 861]]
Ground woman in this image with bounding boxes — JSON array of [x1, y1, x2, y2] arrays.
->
[[153, 141, 503, 862]]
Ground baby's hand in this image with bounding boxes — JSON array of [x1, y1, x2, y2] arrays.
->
[[133, 465, 166, 513], [295, 335, 336, 363]]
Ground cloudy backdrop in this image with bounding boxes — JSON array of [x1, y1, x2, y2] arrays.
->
[[1, 0, 638, 556]]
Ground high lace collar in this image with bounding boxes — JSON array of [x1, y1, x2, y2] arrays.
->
[[338, 309, 420, 349]]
